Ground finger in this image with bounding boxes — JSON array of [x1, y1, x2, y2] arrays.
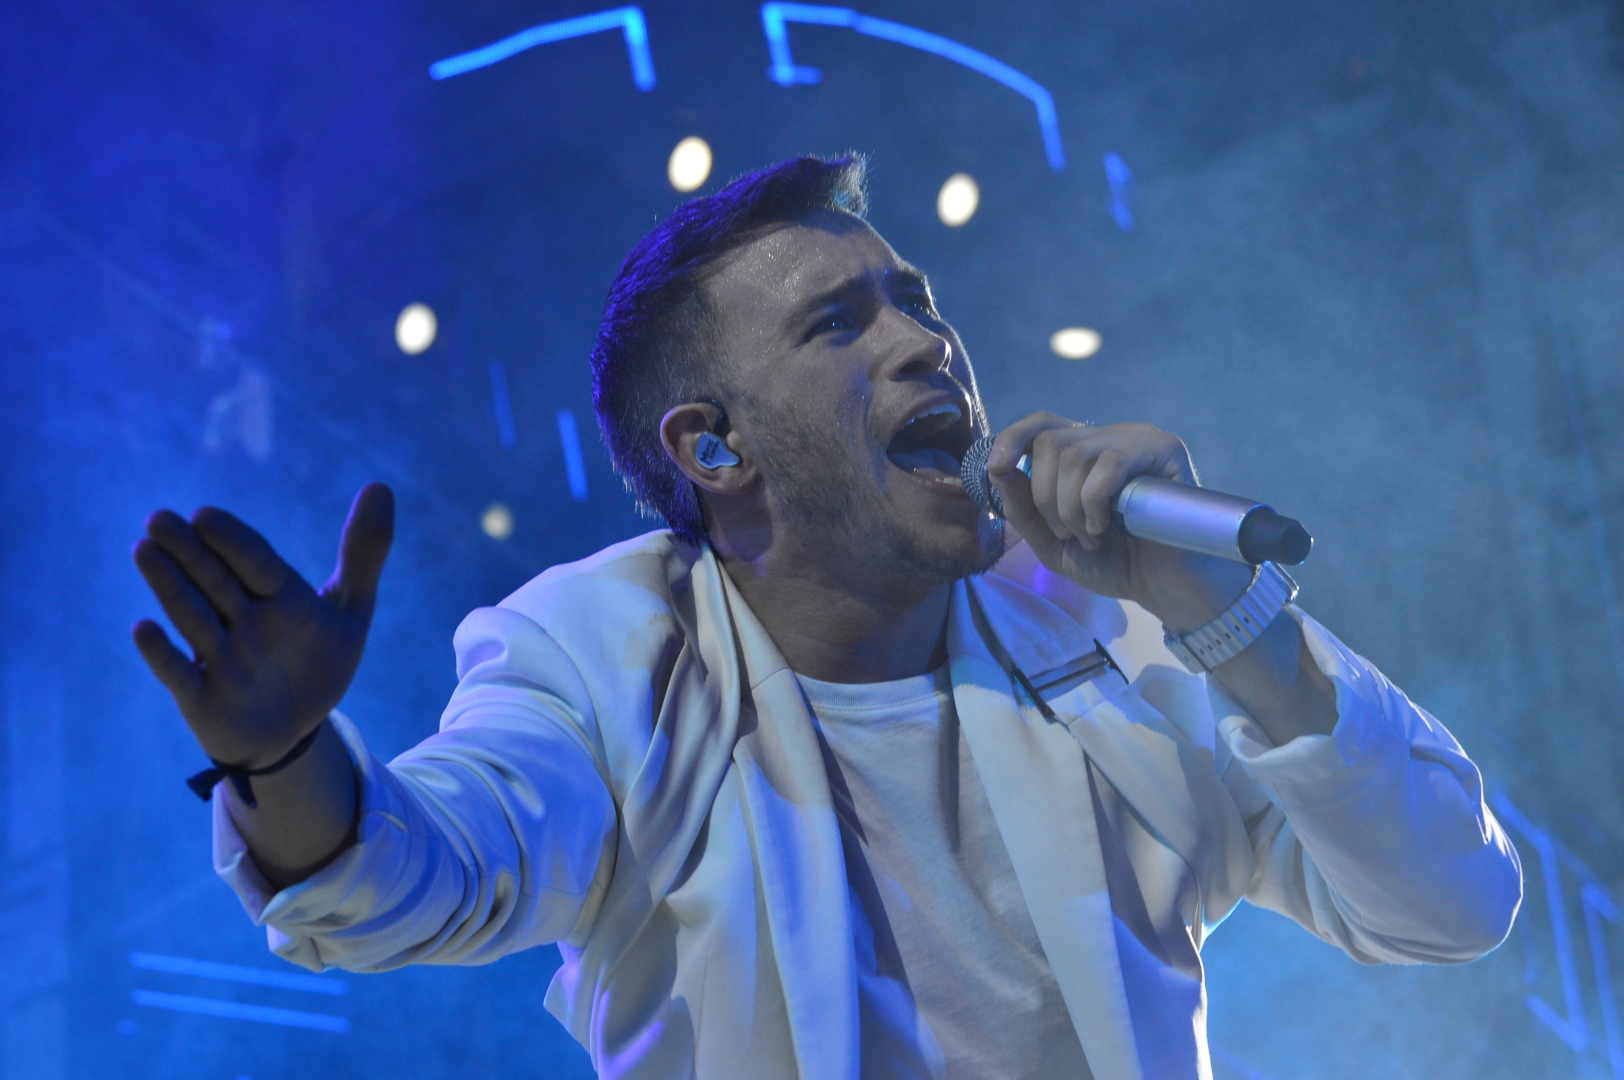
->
[[1054, 438, 1104, 546], [324, 483, 395, 617], [986, 411, 1080, 477], [1025, 427, 1078, 541], [1078, 449, 1142, 537], [145, 510, 248, 621], [1126, 423, 1198, 486], [988, 461, 1066, 560], [133, 539, 228, 661], [132, 618, 204, 703], [1078, 430, 1193, 534], [191, 507, 296, 597]]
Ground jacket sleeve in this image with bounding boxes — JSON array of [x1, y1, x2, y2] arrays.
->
[[213, 605, 620, 974], [1212, 608, 1522, 964]]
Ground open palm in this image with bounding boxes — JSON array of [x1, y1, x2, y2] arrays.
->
[[132, 484, 395, 770]]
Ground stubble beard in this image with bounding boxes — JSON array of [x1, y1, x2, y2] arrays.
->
[[752, 412, 1005, 586]]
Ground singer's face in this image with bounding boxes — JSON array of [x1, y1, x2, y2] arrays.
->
[[703, 212, 1004, 585]]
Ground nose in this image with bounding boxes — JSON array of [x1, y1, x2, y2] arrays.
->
[[878, 309, 951, 383]]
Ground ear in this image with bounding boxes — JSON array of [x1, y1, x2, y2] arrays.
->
[[660, 402, 756, 495]]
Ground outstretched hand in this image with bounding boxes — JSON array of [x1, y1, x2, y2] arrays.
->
[[132, 483, 395, 770]]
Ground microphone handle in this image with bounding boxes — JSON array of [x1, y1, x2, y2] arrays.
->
[[1113, 476, 1311, 566]]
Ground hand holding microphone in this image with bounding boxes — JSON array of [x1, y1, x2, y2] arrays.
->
[[959, 415, 1310, 623], [962, 434, 1310, 565]]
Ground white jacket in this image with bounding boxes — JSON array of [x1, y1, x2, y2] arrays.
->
[[216, 531, 1521, 1080]]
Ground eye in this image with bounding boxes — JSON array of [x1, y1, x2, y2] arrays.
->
[[810, 310, 857, 337]]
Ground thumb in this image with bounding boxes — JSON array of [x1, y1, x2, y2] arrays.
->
[[325, 482, 395, 616]]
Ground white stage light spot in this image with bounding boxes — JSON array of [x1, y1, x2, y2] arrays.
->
[[669, 137, 713, 192], [481, 503, 514, 540], [1050, 327, 1102, 359], [396, 303, 437, 354], [937, 174, 979, 226]]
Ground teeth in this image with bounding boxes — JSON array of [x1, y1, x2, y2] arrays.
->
[[906, 402, 962, 426]]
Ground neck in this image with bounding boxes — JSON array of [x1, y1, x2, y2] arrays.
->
[[716, 545, 952, 684]]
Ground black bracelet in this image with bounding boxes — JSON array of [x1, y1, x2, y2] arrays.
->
[[186, 722, 327, 809]]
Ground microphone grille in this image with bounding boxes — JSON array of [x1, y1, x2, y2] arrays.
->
[[959, 435, 1003, 517]]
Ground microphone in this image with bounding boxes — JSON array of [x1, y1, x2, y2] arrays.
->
[[959, 435, 1312, 566]]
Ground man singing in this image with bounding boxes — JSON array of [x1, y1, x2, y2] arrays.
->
[[132, 155, 1521, 1079]]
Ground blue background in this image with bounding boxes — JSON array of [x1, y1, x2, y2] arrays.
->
[[5, 0, 1624, 1076]]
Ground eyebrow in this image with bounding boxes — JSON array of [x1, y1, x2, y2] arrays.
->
[[783, 265, 932, 331]]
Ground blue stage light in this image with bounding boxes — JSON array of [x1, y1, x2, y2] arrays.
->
[[128, 952, 352, 1033], [558, 410, 590, 501], [129, 952, 348, 996], [488, 360, 518, 449], [759, 4, 1065, 171], [430, 6, 655, 90], [1104, 151, 1134, 232], [131, 990, 351, 1033], [1493, 792, 1624, 1074]]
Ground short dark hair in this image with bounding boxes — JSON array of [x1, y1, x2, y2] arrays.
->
[[590, 154, 870, 543]]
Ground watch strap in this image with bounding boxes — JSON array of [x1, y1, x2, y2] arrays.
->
[[1163, 561, 1299, 674]]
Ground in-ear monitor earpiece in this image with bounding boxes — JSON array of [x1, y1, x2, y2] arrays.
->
[[692, 398, 742, 470], [696, 431, 741, 470]]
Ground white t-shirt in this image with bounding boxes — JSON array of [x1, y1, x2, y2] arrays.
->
[[797, 666, 1094, 1080]]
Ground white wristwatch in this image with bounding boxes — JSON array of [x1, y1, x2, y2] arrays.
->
[[1163, 561, 1299, 674]]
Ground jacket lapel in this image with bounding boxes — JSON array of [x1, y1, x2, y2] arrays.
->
[[618, 549, 744, 901], [949, 579, 1146, 1080], [966, 572, 1250, 929], [715, 560, 861, 1080]]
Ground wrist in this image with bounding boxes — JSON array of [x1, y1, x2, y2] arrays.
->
[[189, 717, 331, 807], [1161, 561, 1300, 675], [1135, 550, 1255, 633], [197, 710, 330, 774]]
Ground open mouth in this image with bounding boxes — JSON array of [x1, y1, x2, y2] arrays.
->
[[884, 398, 976, 484]]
